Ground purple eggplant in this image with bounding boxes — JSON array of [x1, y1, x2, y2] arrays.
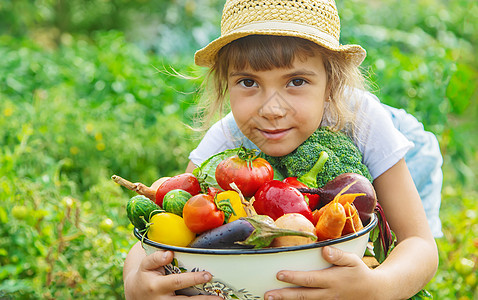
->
[[298, 173, 377, 224], [188, 215, 317, 249], [188, 219, 255, 249]]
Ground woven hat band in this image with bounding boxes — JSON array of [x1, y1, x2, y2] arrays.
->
[[226, 21, 340, 48]]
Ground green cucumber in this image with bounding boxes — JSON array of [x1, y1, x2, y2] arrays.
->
[[162, 189, 192, 217], [126, 195, 162, 231]]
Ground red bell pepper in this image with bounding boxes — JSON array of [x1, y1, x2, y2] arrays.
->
[[253, 180, 314, 223]]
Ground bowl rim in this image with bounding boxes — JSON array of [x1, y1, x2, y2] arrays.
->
[[134, 213, 377, 255]]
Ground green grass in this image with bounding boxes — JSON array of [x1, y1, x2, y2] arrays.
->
[[1, 3, 477, 297], [429, 164, 478, 298]]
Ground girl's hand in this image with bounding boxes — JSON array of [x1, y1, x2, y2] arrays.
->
[[124, 246, 221, 299], [264, 246, 380, 300]]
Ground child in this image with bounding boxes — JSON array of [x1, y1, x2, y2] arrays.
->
[[123, 0, 440, 299]]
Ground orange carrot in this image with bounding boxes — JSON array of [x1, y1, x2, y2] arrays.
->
[[315, 180, 362, 240], [342, 202, 363, 235], [315, 202, 346, 241], [337, 193, 366, 206], [313, 192, 363, 227], [312, 209, 323, 226]]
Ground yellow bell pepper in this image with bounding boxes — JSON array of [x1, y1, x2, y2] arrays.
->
[[216, 191, 247, 223]]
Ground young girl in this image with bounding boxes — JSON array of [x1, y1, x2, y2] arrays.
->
[[123, 0, 440, 299]]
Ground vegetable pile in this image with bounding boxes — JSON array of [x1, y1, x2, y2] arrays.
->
[[261, 126, 373, 188], [113, 128, 384, 250]]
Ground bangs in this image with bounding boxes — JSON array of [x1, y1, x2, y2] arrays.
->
[[217, 35, 319, 72]]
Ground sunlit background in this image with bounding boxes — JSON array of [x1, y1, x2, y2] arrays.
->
[[0, 0, 476, 298]]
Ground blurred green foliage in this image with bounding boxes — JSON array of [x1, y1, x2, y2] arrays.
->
[[0, 0, 223, 60], [0, 32, 201, 299], [0, 0, 477, 299], [337, 0, 478, 186], [0, 31, 202, 186]]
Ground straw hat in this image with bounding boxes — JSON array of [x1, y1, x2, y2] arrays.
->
[[194, 0, 366, 67]]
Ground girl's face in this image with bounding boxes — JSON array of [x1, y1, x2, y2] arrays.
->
[[228, 51, 328, 157]]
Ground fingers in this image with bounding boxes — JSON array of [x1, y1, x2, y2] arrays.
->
[[264, 248, 373, 300], [322, 246, 362, 267], [139, 250, 215, 295], [272, 247, 363, 288], [162, 272, 214, 294], [140, 250, 173, 273], [275, 270, 327, 289]]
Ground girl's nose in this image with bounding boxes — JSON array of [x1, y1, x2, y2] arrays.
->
[[258, 92, 289, 120]]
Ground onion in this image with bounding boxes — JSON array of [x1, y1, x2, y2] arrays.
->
[[271, 213, 317, 247]]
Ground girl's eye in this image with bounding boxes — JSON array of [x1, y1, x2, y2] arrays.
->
[[239, 79, 257, 88], [288, 78, 307, 87]]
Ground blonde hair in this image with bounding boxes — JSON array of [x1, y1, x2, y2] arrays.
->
[[194, 35, 367, 135]]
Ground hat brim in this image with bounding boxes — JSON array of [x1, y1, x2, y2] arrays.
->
[[194, 30, 366, 68]]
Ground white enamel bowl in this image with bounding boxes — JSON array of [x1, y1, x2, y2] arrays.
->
[[135, 214, 377, 299]]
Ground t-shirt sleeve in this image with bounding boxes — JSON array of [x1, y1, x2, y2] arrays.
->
[[188, 113, 259, 167], [352, 92, 414, 179], [188, 118, 233, 167]]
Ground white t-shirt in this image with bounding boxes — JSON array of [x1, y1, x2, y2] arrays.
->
[[189, 90, 413, 180], [189, 90, 444, 237]]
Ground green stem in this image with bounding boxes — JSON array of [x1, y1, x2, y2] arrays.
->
[[298, 151, 329, 188], [214, 195, 235, 223], [237, 146, 261, 170]]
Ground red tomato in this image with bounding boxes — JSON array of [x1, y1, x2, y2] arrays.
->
[[207, 186, 223, 198], [215, 153, 273, 198], [182, 194, 225, 234], [155, 173, 201, 207]]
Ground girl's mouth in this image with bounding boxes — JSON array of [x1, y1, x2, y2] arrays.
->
[[259, 128, 291, 140]]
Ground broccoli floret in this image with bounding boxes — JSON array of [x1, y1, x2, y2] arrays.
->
[[260, 127, 373, 188]]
